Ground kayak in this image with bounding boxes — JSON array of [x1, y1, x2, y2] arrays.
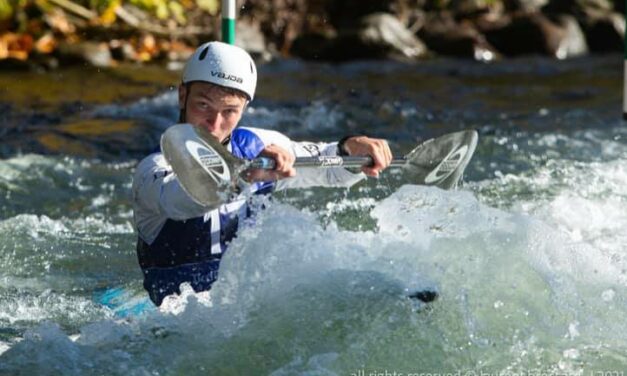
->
[[95, 287, 155, 318]]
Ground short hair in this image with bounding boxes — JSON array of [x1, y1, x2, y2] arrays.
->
[[185, 81, 248, 101]]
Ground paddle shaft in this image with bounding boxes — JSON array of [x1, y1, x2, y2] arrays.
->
[[249, 156, 409, 170]]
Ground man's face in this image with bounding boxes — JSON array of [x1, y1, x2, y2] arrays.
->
[[179, 82, 247, 142]]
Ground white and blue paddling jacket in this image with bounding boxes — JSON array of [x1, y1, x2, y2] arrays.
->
[[132, 127, 364, 306]]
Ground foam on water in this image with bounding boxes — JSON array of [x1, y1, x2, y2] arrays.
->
[[472, 130, 627, 271], [0, 288, 110, 328], [91, 91, 180, 130], [0, 154, 135, 224], [0, 154, 141, 353], [90, 92, 350, 141], [1, 184, 625, 374], [2, 58, 627, 374], [244, 101, 346, 135], [0, 211, 137, 343]]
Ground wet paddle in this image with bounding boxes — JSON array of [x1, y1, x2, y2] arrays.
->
[[160, 123, 478, 208]]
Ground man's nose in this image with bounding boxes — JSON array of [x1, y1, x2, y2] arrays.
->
[[205, 110, 221, 126]]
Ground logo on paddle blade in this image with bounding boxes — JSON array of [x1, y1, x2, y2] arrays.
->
[[424, 145, 468, 184], [185, 140, 231, 184]]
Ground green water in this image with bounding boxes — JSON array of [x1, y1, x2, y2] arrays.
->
[[0, 56, 626, 374]]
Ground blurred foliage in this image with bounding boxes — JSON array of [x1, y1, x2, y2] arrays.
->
[[0, 0, 13, 21], [0, 0, 217, 61], [196, 0, 217, 14], [0, 0, 219, 25]]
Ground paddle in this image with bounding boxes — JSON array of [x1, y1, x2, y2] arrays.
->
[[161, 123, 478, 208]]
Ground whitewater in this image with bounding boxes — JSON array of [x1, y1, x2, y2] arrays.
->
[[0, 56, 625, 374]]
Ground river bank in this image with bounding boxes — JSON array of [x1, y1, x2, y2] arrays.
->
[[0, 0, 625, 70]]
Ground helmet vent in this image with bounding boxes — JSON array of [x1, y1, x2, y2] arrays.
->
[[250, 61, 254, 74], [199, 47, 209, 60]]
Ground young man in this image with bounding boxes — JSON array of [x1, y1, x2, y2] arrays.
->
[[132, 41, 392, 306]]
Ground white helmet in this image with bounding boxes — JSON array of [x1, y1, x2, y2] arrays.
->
[[182, 41, 257, 101]]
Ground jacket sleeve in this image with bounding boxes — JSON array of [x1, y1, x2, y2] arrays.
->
[[132, 152, 211, 242], [239, 127, 365, 190]]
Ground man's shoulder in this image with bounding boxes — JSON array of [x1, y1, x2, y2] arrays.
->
[[233, 127, 288, 141], [233, 127, 292, 153], [136, 151, 168, 174], [230, 128, 266, 159]]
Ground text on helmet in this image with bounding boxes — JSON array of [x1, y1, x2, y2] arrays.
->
[[211, 71, 243, 84]]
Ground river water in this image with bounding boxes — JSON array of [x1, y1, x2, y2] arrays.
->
[[0, 56, 626, 375]]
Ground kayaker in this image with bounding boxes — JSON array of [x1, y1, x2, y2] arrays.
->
[[132, 41, 392, 306]]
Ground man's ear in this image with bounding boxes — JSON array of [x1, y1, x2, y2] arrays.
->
[[178, 84, 187, 110]]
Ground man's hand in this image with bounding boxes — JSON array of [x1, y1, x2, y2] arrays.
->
[[243, 144, 296, 182], [342, 136, 392, 177]]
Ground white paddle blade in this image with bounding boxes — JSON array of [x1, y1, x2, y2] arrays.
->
[[160, 123, 237, 208], [405, 130, 478, 189]]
